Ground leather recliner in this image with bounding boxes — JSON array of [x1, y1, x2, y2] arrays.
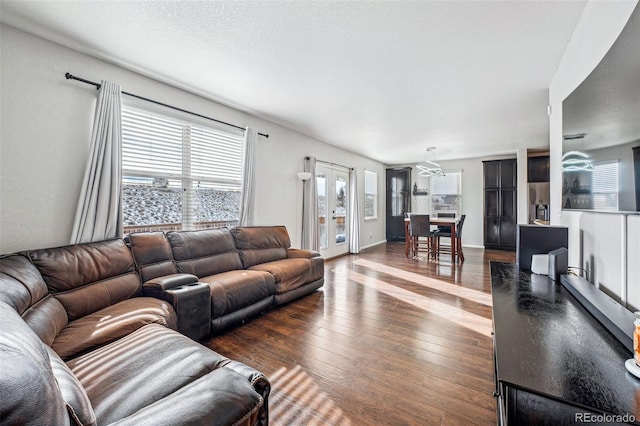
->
[[127, 226, 324, 336], [0, 240, 270, 425]]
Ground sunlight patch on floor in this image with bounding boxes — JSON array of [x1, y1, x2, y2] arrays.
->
[[269, 365, 351, 426], [342, 269, 493, 337], [354, 258, 492, 307]]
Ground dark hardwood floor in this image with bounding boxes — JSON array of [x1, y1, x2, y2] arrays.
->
[[206, 242, 515, 425]]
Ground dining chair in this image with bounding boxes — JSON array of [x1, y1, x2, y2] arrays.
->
[[409, 214, 433, 259], [435, 212, 455, 233], [433, 214, 466, 262]]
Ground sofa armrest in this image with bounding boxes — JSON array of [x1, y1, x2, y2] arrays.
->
[[143, 273, 199, 291], [223, 360, 271, 426], [110, 367, 267, 426], [286, 248, 321, 259], [143, 276, 211, 340]]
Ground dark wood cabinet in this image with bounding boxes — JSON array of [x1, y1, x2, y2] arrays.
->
[[527, 156, 549, 182], [484, 161, 500, 189], [483, 159, 516, 250], [385, 168, 411, 241], [491, 262, 637, 425]]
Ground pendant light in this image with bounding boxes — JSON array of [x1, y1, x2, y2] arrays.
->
[[562, 134, 593, 172], [416, 147, 444, 177]]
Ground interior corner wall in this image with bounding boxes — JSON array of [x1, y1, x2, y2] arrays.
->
[[516, 149, 529, 225], [548, 0, 638, 306], [0, 24, 386, 253]]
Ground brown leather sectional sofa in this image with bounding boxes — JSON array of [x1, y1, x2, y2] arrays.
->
[[128, 225, 325, 337], [0, 225, 324, 425]]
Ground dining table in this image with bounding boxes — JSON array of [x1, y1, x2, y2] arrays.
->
[[404, 216, 460, 262]]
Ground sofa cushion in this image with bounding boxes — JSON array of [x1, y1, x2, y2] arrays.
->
[[127, 231, 178, 283], [0, 254, 49, 314], [22, 295, 69, 347], [46, 346, 97, 426], [0, 254, 69, 345], [67, 324, 263, 426], [232, 226, 291, 268], [250, 257, 325, 294], [29, 239, 142, 321], [0, 301, 69, 426], [199, 270, 275, 318], [52, 297, 177, 360], [167, 228, 244, 276]]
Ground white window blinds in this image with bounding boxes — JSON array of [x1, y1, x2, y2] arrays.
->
[[364, 169, 377, 219], [190, 125, 242, 189], [592, 160, 619, 211], [122, 109, 183, 177], [122, 106, 244, 233], [430, 171, 462, 216]]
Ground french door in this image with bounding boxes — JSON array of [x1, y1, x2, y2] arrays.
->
[[316, 165, 349, 259]]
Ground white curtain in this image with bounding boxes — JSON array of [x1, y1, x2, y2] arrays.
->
[[349, 168, 361, 253], [238, 127, 257, 226], [301, 156, 319, 251], [70, 80, 122, 244]]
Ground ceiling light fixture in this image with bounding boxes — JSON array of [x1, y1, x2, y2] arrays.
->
[[562, 151, 594, 172], [416, 147, 444, 177]]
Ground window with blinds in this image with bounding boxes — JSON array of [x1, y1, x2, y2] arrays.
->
[[364, 169, 378, 220], [592, 160, 619, 211], [430, 171, 462, 216], [122, 106, 244, 233]]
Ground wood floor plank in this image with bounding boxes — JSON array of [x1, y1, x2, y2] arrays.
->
[[206, 243, 515, 425]]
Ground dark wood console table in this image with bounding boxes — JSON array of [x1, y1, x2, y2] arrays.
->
[[490, 262, 640, 425]]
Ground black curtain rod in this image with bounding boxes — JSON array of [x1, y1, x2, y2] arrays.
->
[[65, 73, 269, 138], [306, 156, 353, 171]]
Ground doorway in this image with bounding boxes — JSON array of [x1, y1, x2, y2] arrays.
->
[[317, 164, 349, 259], [385, 167, 411, 241]]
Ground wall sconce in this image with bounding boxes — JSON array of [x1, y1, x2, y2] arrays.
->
[[297, 172, 312, 181]]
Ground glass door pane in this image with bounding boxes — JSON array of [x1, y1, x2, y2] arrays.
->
[[335, 175, 347, 245], [317, 173, 328, 250], [317, 165, 349, 258]]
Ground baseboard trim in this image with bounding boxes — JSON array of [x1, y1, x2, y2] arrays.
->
[[463, 244, 485, 249]]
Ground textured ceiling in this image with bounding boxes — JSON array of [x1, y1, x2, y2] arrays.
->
[[563, 3, 640, 152], [0, 1, 588, 163]]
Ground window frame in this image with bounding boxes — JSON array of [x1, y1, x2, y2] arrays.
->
[[364, 169, 378, 220], [430, 170, 462, 217], [121, 102, 245, 234], [591, 159, 619, 211]]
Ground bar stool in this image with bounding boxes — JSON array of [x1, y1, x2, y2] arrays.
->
[[408, 214, 434, 259], [434, 212, 455, 235]]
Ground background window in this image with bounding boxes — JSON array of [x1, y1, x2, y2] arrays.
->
[[430, 171, 462, 216], [364, 169, 378, 219], [592, 160, 619, 211], [121, 106, 243, 234]]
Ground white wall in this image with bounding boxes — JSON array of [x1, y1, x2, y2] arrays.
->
[[628, 215, 640, 310], [0, 25, 386, 253], [516, 149, 529, 224], [549, 0, 638, 307]]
